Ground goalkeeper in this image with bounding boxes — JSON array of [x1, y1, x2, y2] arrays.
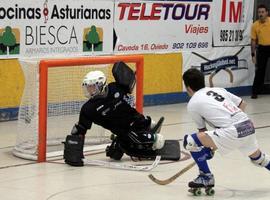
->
[[63, 61, 165, 166]]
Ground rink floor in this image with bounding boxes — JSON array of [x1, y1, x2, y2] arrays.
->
[[0, 95, 270, 200]]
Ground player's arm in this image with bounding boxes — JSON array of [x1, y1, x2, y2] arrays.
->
[[251, 39, 257, 57], [73, 102, 93, 134], [225, 90, 246, 112], [188, 106, 207, 131], [63, 103, 93, 167], [250, 23, 257, 64], [251, 39, 257, 64]]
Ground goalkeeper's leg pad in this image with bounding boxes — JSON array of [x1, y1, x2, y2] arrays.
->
[[63, 135, 84, 166]]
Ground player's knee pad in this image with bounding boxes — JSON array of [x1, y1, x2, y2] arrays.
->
[[183, 133, 203, 152], [63, 135, 84, 166], [250, 152, 270, 170], [152, 133, 165, 150]]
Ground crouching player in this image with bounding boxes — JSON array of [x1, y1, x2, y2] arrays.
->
[[63, 61, 165, 166], [182, 68, 270, 194]]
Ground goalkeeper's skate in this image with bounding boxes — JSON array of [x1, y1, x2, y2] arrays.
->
[[188, 171, 215, 196]]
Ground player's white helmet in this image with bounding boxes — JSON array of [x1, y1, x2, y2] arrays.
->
[[82, 71, 107, 98]]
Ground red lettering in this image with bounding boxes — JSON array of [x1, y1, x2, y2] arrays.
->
[[185, 24, 191, 33], [137, 3, 162, 20], [118, 44, 139, 51], [150, 43, 168, 50], [117, 2, 210, 21], [229, 1, 242, 23], [118, 3, 129, 20], [151, 3, 162, 20], [221, 0, 243, 23], [140, 3, 150, 20], [129, 3, 141, 20], [221, 0, 226, 22], [185, 24, 208, 35]]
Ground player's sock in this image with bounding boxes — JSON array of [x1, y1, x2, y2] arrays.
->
[[191, 150, 211, 174], [266, 163, 270, 170], [190, 134, 211, 174], [184, 133, 213, 174]]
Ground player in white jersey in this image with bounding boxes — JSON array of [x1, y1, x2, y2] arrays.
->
[[182, 68, 270, 193]]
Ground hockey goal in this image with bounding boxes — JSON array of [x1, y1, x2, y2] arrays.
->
[[14, 55, 144, 162]]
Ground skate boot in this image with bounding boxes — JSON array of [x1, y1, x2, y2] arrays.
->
[[106, 135, 124, 160], [188, 171, 215, 196]]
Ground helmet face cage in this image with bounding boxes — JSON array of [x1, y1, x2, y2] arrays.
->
[[82, 71, 107, 98]]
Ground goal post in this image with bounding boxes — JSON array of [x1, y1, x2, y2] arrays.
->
[[15, 55, 144, 162]]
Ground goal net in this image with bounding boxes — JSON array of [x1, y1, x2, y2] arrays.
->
[[14, 55, 144, 162]]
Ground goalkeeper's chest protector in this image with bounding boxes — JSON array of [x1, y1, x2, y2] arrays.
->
[[79, 83, 141, 134]]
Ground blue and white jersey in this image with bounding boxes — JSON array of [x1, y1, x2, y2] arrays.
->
[[187, 87, 248, 130]]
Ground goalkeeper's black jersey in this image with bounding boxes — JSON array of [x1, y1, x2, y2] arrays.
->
[[78, 82, 147, 136]]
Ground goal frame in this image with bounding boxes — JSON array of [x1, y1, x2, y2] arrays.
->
[[38, 55, 144, 162]]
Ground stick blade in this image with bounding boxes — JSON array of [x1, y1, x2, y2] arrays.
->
[[148, 162, 196, 186], [148, 174, 170, 185]]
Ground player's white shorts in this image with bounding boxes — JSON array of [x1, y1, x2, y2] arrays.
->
[[206, 119, 259, 156]]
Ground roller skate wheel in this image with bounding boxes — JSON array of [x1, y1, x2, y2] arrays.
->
[[194, 188, 202, 196], [189, 188, 202, 196], [205, 188, 215, 196]]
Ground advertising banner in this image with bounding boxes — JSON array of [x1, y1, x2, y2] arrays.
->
[[0, 0, 254, 58], [114, 0, 213, 54], [182, 46, 254, 89], [212, 0, 254, 47], [0, 0, 114, 58]]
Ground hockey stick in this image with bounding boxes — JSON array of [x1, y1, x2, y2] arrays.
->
[[83, 155, 161, 171], [148, 161, 196, 185]]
